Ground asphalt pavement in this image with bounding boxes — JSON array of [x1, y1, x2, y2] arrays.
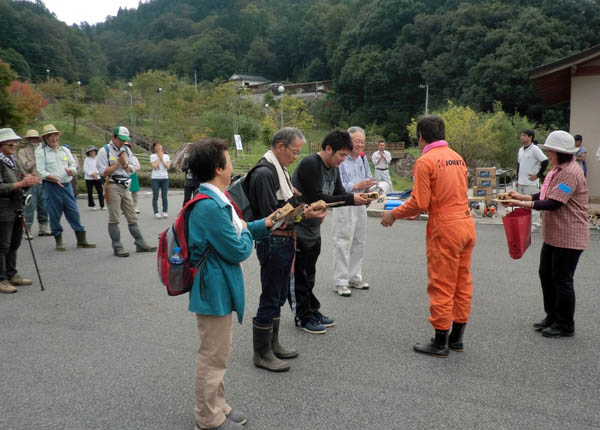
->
[[1, 189, 599, 430]]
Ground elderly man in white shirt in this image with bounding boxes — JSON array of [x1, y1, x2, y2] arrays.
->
[[371, 140, 393, 191], [517, 130, 548, 231], [332, 126, 377, 297]]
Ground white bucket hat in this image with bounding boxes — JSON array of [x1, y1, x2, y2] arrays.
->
[[0, 128, 22, 143], [539, 131, 577, 154]]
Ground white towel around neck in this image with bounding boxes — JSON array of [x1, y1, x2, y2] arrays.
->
[[263, 150, 294, 201]]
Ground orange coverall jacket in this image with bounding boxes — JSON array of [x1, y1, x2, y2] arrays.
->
[[392, 142, 476, 330]]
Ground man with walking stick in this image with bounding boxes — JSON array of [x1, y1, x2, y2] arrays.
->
[[0, 128, 42, 293]]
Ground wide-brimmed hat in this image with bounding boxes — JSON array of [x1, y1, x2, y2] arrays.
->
[[24, 129, 40, 139], [113, 126, 131, 141], [0, 128, 22, 143], [85, 145, 98, 155], [41, 124, 62, 137], [539, 131, 578, 154]]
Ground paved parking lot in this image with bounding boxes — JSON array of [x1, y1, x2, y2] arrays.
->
[[1, 190, 599, 429]]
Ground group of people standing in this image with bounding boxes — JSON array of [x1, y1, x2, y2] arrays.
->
[[0, 124, 159, 293], [184, 117, 590, 430]]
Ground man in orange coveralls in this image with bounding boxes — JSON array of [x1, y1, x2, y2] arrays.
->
[[381, 115, 476, 357]]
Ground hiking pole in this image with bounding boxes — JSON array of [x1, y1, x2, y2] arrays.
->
[[16, 209, 45, 291]]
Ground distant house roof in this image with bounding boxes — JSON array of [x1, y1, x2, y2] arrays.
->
[[229, 74, 270, 83], [529, 44, 600, 105]]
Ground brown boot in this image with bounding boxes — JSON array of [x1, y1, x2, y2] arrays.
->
[[253, 318, 290, 372]]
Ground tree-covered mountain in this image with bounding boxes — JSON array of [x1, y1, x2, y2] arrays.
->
[[0, 0, 106, 82], [2, 0, 600, 135]]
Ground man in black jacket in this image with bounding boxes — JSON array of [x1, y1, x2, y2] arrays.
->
[[291, 130, 370, 334], [0, 128, 41, 293], [247, 127, 326, 372]]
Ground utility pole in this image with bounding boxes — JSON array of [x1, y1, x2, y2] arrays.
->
[[419, 84, 429, 115]]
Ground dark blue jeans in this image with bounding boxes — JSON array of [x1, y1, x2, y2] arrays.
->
[[43, 181, 84, 235], [255, 235, 295, 324], [151, 178, 169, 214]]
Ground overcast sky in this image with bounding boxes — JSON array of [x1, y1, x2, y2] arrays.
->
[[41, 0, 142, 25]]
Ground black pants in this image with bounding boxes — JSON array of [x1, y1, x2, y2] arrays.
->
[[183, 185, 196, 206], [538, 242, 583, 332], [85, 179, 104, 208], [290, 236, 321, 324], [0, 212, 23, 281]]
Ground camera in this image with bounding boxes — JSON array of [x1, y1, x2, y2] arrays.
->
[[15, 188, 32, 206]]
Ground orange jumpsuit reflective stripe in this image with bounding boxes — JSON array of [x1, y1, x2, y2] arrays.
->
[[392, 145, 476, 330]]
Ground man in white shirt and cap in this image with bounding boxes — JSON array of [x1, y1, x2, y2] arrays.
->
[[517, 129, 548, 231], [371, 139, 393, 191]]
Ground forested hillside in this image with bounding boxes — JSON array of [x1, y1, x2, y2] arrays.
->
[[2, 0, 600, 135]]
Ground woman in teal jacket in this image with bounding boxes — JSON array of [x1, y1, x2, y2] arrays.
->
[[186, 139, 275, 430]]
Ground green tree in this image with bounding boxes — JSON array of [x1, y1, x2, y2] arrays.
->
[[0, 62, 20, 128], [62, 101, 87, 134]]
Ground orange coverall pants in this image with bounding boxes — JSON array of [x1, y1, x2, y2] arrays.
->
[[426, 215, 475, 330]]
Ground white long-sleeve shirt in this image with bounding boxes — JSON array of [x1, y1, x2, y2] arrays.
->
[[83, 156, 99, 180], [35, 144, 77, 184], [372, 150, 391, 170]]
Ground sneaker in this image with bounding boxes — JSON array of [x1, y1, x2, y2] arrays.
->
[[334, 285, 352, 297], [226, 409, 247, 426], [113, 248, 130, 257], [0, 280, 17, 294], [349, 281, 370, 290], [135, 207, 140, 214], [91, 206, 97, 211], [136, 244, 157, 252], [9, 274, 32, 286], [162, 212, 168, 218], [196, 418, 241, 430], [24, 230, 34, 240], [296, 316, 326, 334], [100, 206, 106, 211], [315, 312, 335, 327], [154, 213, 162, 219]]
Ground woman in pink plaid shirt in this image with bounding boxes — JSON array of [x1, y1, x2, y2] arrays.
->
[[503, 131, 588, 338]]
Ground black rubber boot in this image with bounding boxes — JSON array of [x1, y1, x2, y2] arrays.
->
[[448, 322, 466, 351], [272, 317, 298, 359], [253, 318, 290, 372], [75, 230, 96, 248], [414, 329, 449, 357], [54, 234, 66, 251]]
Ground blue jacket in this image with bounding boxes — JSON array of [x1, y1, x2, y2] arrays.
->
[[187, 185, 269, 323]]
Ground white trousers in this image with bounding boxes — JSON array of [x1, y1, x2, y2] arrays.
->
[[517, 184, 541, 229], [332, 205, 367, 286], [374, 169, 392, 191]]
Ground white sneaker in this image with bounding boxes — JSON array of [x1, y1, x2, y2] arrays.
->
[[154, 213, 162, 219], [162, 212, 168, 218], [333, 285, 352, 297], [91, 206, 97, 211], [135, 207, 140, 214], [349, 281, 370, 290]]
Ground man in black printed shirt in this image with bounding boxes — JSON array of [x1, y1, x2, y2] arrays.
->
[[291, 130, 370, 334]]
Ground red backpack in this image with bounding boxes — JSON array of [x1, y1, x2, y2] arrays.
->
[[157, 193, 211, 296], [157, 191, 244, 296]]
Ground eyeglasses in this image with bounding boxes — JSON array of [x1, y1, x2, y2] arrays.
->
[[2, 142, 19, 146], [287, 147, 301, 158]]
